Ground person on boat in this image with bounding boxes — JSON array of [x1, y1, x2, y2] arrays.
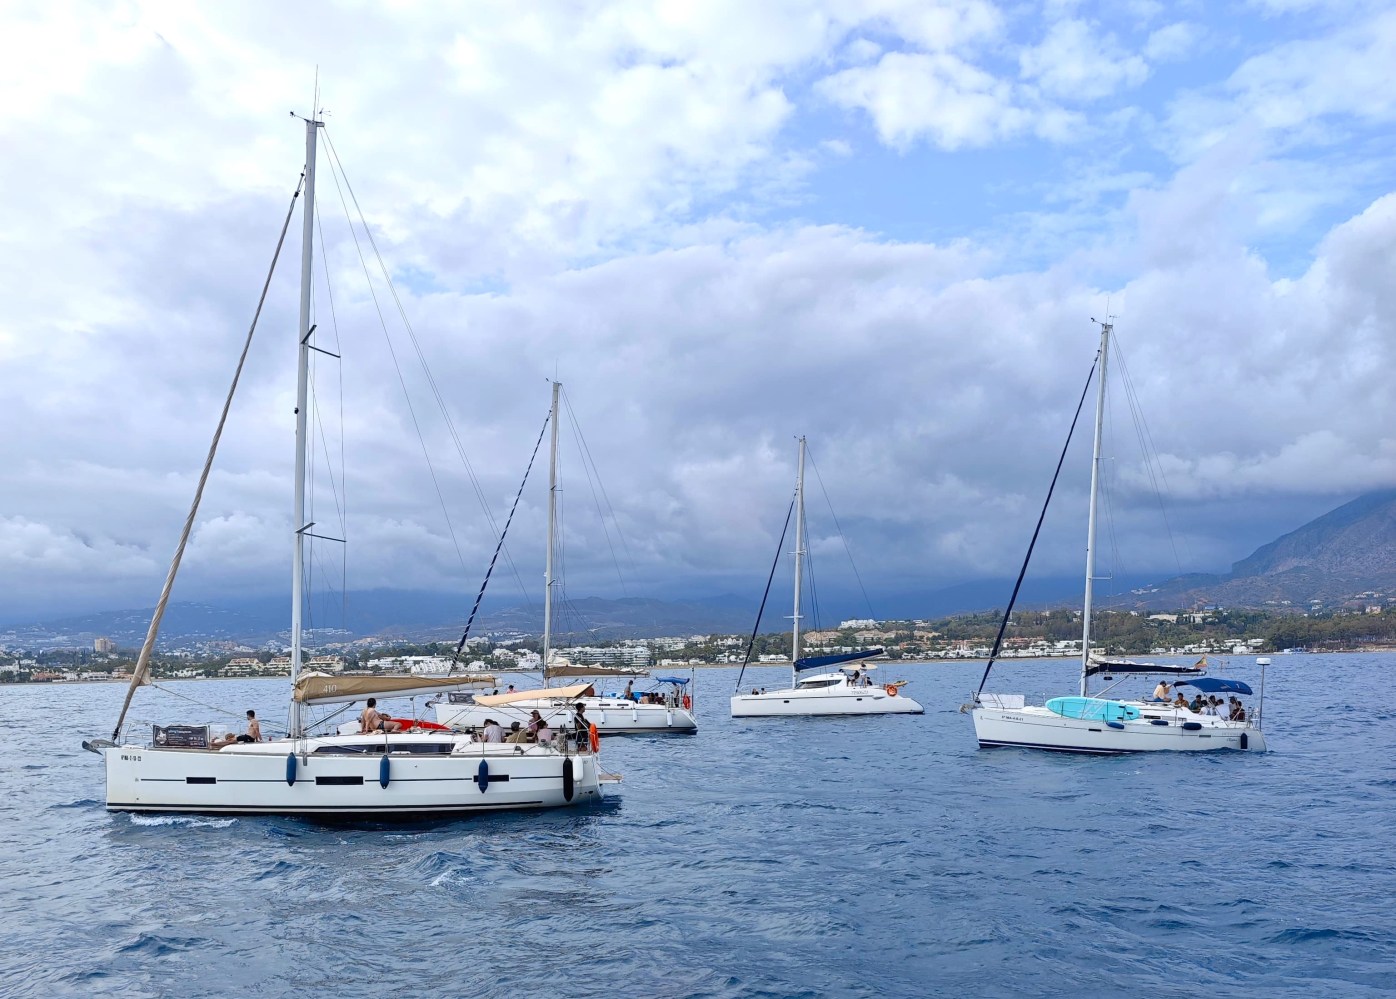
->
[[572, 703, 590, 744], [506, 684, 516, 695], [534, 719, 553, 745], [1153, 681, 1172, 702], [359, 698, 383, 733], [236, 709, 261, 743], [1188, 694, 1203, 712], [623, 680, 634, 701], [482, 719, 505, 743], [850, 669, 861, 687], [505, 721, 529, 744], [1229, 697, 1246, 722], [526, 710, 544, 738], [1172, 692, 1188, 709], [211, 731, 239, 748], [380, 717, 404, 733]]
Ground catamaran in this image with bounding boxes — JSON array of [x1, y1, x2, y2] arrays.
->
[[968, 320, 1267, 753], [731, 437, 923, 718], [81, 111, 606, 815]]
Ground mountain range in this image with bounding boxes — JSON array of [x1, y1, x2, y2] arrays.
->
[[5, 490, 1394, 647], [1125, 489, 1396, 611]]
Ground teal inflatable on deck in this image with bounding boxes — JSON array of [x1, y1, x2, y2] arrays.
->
[[1045, 697, 1141, 722]]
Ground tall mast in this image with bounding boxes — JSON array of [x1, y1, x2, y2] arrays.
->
[[791, 436, 807, 690], [541, 380, 560, 687], [290, 113, 321, 737], [1079, 320, 1111, 696]]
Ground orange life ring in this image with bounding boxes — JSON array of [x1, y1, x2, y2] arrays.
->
[[589, 723, 600, 753], [885, 684, 898, 697], [682, 694, 692, 711]]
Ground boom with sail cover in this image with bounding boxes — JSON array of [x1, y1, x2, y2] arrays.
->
[[794, 649, 884, 672]]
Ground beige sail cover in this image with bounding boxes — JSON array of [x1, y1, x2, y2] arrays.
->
[[472, 682, 595, 706], [292, 671, 497, 704]]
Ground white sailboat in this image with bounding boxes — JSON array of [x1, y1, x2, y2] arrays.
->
[[731, 437, 923, 718], [431, 381, 698, 735], [969, 320, 1267, 753], [83, 113, 605, 815]]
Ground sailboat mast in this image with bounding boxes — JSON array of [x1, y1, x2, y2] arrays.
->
[[289, 114, 321, 738], [541, 380, 560, 688], [1079, 321, 1111, 697], [791, 436, 807, 689]]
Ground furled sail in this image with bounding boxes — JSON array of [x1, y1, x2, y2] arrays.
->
[[471, 683, 596, 706], [292, 671, 496, 705], [1084, 654, 1207, 678], [793, 648, 884, 673]]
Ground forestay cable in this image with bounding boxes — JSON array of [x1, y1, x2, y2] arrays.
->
[[974, 355, 1099, 699], [734, 499, 796, 694]]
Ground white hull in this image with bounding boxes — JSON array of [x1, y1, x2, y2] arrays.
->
[[972, 702, 1267, 753], [103, 733, 603, 816], [731, 680, 923, 717], [434, 696, 697, 734]]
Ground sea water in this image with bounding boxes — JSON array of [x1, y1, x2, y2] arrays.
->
[[2, 653, 1393, 998]]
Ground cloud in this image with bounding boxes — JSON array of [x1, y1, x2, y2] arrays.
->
[[1019, 18, 1150, 102], [1, 1, 1394, 623]]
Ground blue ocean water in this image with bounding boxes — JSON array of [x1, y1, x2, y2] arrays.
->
[[3, 653, 1394, 998]]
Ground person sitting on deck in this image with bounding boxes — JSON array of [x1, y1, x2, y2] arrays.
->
[[237, 709, 261, 742], [534, 719, 553, 745], [359, 698, 384, 733], [380, 717, 404, 733], [1172, 692, 1188, 708], [1153, 681, 1172, 702], [1229, 697, 1246, 722], [506, 721, 529, 744], [1188, 694, 1204, 712], [211, 731, 239, 748], [623, 680, 634, 701], [482, 719, 505, 743]]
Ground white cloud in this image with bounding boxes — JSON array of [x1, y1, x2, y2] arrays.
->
[[1, 1, 1394, 621], [1019, 18, 1150, 102], [818, 50, 1082, 150]]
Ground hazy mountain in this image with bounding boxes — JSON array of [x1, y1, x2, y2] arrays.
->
[[1130, 490, 1396, 610], [8, 491, 1394, 647]]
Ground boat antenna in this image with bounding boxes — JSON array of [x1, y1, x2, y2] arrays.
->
[[974, 350, 1100, 699], [105, 172, 308, 744]]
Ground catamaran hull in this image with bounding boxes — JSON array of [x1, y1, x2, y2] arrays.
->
[[971, 706, 1267, 753], [102, 738, 603, 816], [434, 697, 697, 734], [731, 688, 924, 717]]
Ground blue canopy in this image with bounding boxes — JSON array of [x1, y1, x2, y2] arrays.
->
[[794, 648, 883, 673], [1177, 677, 1254, 695], [650, 676, 690, 686]]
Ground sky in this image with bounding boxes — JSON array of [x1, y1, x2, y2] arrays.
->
[[2, 0, 1394, 623]]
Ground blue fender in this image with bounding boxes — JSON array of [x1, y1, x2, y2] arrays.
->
[[379, 754, 391, 789], [475, 759, 490, 793], [285, 753, 297, 786]]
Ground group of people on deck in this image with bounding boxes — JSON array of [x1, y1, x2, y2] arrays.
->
[[1151, 682, 1246, 721], [621, 680, 671, 705], [473, 710, 557, 745]]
